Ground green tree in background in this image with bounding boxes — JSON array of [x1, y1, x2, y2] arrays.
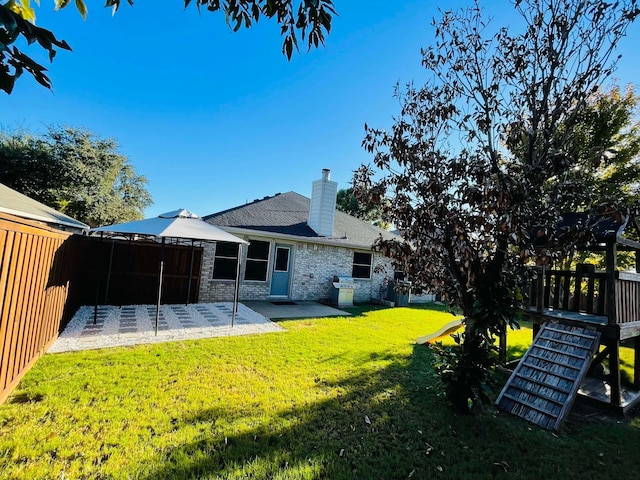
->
[[0, 126, 152, 227], [0, 0, 335, 93], [564, 84, 640, 211], [560, 84, 640, 270], [336, 187, 389, 229]]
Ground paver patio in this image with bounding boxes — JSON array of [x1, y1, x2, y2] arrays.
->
[[48, 302, 285, 353]]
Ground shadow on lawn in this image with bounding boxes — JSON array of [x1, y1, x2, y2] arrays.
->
[[138, 346, 458, 480]]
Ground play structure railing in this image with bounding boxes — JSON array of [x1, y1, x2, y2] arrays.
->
[[528, 266, 640, 326], [616, 271, 640, 325]]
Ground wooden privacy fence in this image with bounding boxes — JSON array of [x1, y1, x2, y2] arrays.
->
[[0, 212, 77, 404], [0, 216, 205, 404]]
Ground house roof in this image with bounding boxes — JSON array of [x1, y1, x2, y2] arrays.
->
[[203, 191, 397, 249], [0, 183, 89, 231]]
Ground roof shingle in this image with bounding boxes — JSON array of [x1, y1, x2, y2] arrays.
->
[[203, 191, 397, 248]]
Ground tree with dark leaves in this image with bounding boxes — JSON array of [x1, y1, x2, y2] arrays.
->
[[354, 0, 639, 411]]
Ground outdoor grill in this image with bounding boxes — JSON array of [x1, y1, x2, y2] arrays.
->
[[331, 275, 357, 307]]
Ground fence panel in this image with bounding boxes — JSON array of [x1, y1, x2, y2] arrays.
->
[[69, 236, 203, 306], [0, 213, 74, 404]]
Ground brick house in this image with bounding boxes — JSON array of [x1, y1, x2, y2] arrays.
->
[[198, 170, 398, 303]]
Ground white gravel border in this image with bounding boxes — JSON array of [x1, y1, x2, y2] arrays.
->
[[48, 303, 285, 353]]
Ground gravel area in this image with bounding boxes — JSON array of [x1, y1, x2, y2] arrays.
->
[[48, 302, 285, 353]]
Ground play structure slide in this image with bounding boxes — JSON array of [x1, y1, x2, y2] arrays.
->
[[416, 319, 463, 345]]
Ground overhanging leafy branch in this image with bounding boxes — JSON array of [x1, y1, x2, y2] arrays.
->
[[0, 0, 335, 94]]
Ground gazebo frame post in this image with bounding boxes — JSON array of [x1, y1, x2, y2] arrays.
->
[[232, 243, 242, 327], [93, 232, 106, 325], [155, 237, 166, 336], [104, 238, 115, 304], [186, 239, 195, 305]]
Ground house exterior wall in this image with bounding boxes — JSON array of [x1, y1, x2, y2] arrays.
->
[[198, 242, 272, 303], [198, 238, 394, 303], [290, 243, 391, 302]]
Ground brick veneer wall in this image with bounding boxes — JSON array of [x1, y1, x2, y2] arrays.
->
[[199, 242, 272, 302], [290, 243, 392, 302], [198, 239, 394, 303]]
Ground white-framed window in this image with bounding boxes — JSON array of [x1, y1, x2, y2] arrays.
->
[[352, 251, 372, 279], [213, 242, 239, 280], [244, 240, 270, 281]]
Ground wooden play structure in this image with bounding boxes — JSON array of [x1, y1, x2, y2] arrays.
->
[[497, 212, 640, 430]]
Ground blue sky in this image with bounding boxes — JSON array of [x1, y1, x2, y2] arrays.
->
[[2, 1, 639, 219]]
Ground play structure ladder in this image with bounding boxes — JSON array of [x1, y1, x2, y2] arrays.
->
[[496, 322, 600, 431]]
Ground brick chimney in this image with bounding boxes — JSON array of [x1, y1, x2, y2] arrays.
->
[[308, 169, 337, 237]]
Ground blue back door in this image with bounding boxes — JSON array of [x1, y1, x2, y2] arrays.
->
[[270, 245, 292, 296]]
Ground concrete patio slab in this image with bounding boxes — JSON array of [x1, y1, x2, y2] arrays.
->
[[48, 302, 285, 353], [242, 301, 350, 320]]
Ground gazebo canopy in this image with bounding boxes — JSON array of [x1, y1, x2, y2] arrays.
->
[[89, 209, 247, 333], [91, 209, 248, 244]]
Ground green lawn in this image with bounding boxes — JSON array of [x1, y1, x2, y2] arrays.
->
[[1, 304, 639, 479]]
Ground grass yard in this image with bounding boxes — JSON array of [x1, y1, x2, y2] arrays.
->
[[1, 304, 640, 479]]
